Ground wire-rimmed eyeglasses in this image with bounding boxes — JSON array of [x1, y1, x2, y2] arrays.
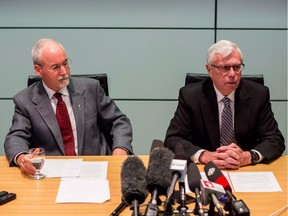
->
[[37, 58, 72, 72], [210, 63, 245, 73]]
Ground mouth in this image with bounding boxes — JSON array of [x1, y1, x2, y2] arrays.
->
[[226, 81, 237, 85], [58, 75, 69, 82]]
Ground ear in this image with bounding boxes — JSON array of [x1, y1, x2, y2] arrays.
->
[[206, 64, 213, 78], [34, 64, 42, 77]]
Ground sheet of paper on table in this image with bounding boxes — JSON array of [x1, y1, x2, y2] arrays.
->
[[228, 171, 282, 192], [51, 160, 110, 203], [42, 159, 83, 178]]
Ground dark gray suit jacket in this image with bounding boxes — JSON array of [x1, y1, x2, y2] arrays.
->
[[4, 77, 133, 166], [164, 78, 285, 163]]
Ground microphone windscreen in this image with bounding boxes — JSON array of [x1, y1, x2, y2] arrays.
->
[[187, 163, 202, 192], [204, 161, 232, 192], [146, 147, 174, 195], [121, 156, 148, 205]]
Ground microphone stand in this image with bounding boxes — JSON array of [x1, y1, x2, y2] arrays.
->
[[208, 195, 226, 216], [131, 200, 141, 216], [163, 197, 174, 216], [144, 188, 160, 216], [176, 182, 190, 216]]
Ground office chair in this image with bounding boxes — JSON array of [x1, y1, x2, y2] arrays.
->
[[27, 73, 109, 96], [185, 73, 264, 86]]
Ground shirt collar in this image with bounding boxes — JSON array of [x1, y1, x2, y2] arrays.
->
[[42, 81, 69, 99], [213, 84, 235, 103]]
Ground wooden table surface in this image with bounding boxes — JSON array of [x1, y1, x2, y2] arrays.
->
[[0, 155, 287, 216]]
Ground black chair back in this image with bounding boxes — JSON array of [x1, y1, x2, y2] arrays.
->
[[185, 73, 264, 86], [28, 74, 109, 96]]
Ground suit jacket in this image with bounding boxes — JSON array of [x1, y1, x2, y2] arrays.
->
[[164, 78, 285, 163], [4, 77, 133, 166]]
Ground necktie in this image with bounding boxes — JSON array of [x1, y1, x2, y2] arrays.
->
[[220, 97, 235, 146], [54, 92, 76, 156]]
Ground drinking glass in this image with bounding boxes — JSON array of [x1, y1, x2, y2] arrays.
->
[[29, 148, 45, 180]]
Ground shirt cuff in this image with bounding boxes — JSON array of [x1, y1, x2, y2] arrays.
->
[[190, 149, 206, 164], [14, 151, 28, 166]]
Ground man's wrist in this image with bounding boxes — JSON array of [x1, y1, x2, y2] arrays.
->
[[199, 151, 207, 164], [15, 154, 26, 166]]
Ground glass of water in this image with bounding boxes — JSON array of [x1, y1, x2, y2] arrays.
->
[[29, 148, 45, 180]]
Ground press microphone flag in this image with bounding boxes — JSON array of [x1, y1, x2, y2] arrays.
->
[[204, 161, 232, 192], [170, 159, 187, 182], [200, 179, 226, 206], [200, 179, 225, 215]]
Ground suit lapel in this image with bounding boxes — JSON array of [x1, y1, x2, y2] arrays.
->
[[234, 82, 251, 144], [201, 81, 221, 149], [32, 83, 65, 154]]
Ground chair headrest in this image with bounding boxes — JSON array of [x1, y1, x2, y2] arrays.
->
[[185, 73, 264, 86]]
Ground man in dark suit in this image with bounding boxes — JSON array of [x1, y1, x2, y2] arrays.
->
[[164, 40, 285, 169], [4, 38, 133, 175]]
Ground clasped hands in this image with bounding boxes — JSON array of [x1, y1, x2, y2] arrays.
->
[[199, 143, 251, 169]]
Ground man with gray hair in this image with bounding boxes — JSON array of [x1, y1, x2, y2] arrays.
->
[[4, 38, 133, 176], [165, 40, 285, 169]]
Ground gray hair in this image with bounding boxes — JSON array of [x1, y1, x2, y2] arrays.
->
[[206, 40, 244, 64], [31, 38, 65, 65]]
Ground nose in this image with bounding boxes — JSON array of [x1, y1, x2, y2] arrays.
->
[[59, 65, 68, 75], [228, 67, 236, 77]]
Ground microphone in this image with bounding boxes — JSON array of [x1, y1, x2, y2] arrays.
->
[[121, 156, 148, 216], [204, 161, 250, 215], [204, 161, 232, 192], [187, 163, 204, 216], [200, 179, 225, 215], [165, 144, 188, 207], [150, 139, 164, 153], [145, 147, 174, 216], [110, 201, 128, 216]]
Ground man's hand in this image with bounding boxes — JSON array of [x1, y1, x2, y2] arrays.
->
[[16, 148, 40, 175], [199, 143, 251, 169]]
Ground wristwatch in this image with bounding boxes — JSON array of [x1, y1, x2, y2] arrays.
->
[[249, 150, 260, 165]]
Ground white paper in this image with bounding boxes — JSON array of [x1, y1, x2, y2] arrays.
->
[[228, 172, 282, 192], [79, 161, 108, 179], [41, 159, 82, 178], [55, 178, 110, 203]]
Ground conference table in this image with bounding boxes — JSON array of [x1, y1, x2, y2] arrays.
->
[[0, 155, 287, 216]]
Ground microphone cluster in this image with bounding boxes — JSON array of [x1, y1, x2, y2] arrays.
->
[[111, 146, 250, 216]]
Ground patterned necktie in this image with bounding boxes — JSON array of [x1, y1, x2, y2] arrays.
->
[[54, 92, 76, 156], [220, 97, 235, 146]]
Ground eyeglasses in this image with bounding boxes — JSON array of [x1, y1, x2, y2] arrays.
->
[[210, 63, 245, 73], [38, 58, 72, 72]]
